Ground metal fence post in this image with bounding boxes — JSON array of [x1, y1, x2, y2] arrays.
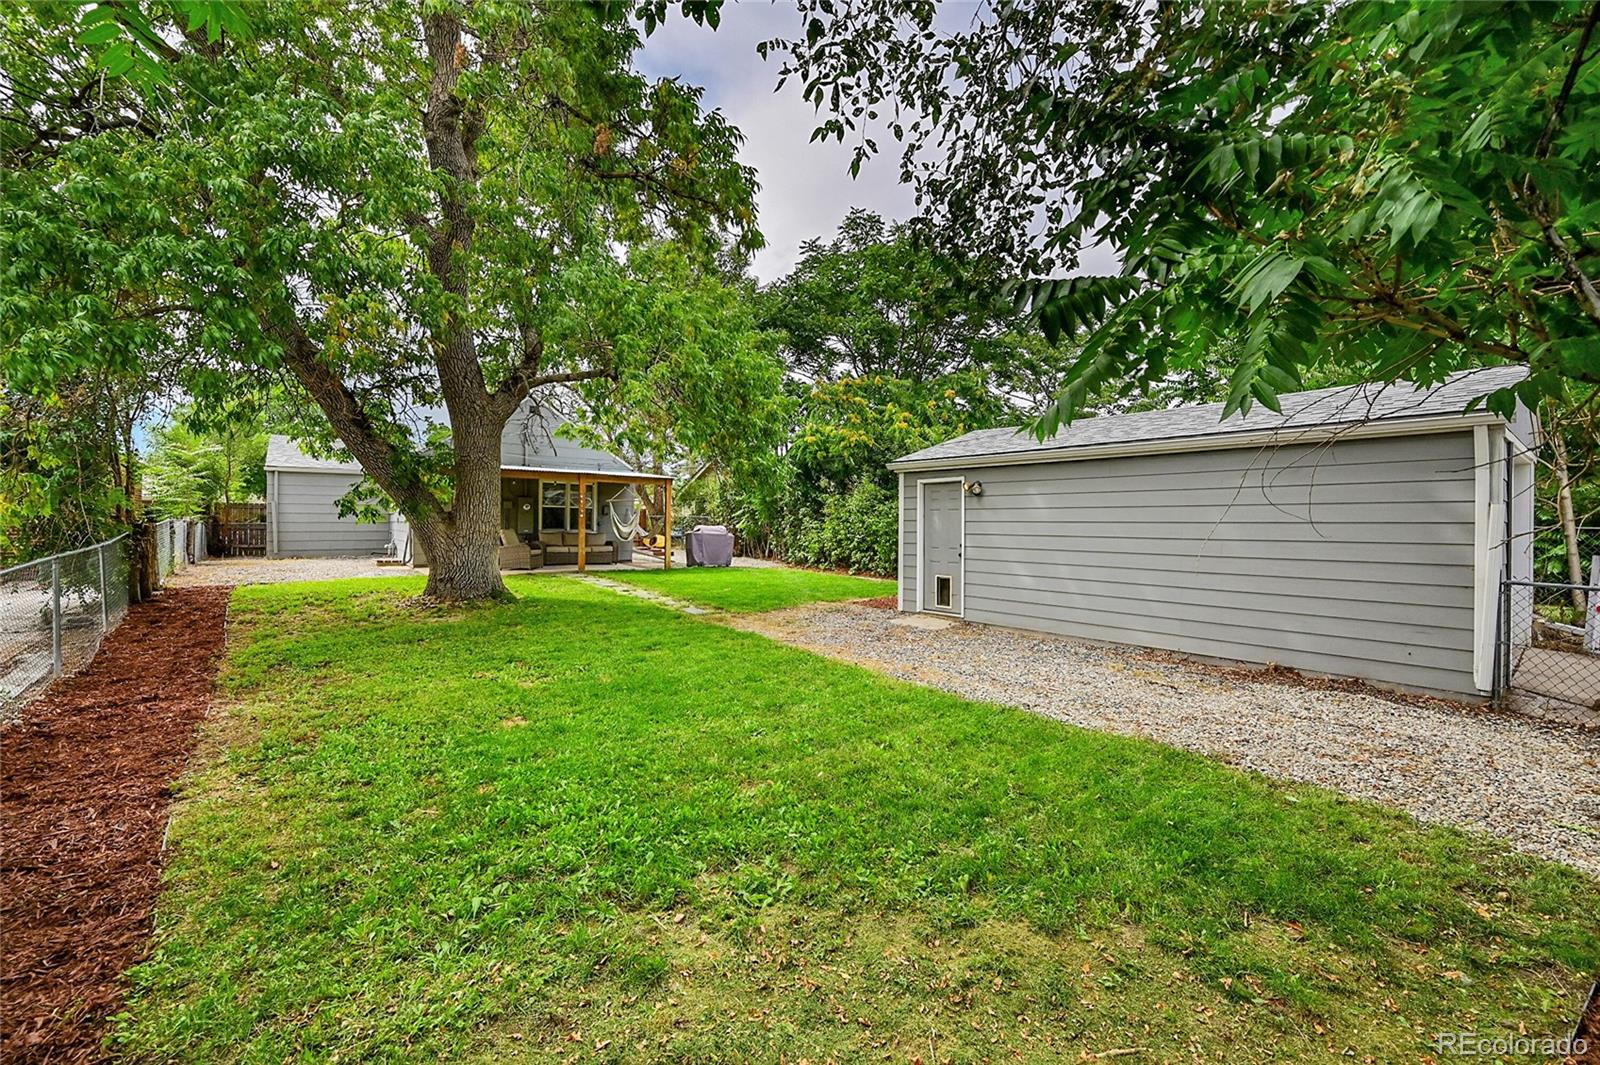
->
[[98, 543, 110, 631], [1587, 554, 1599, 655], [50, 557, 63, 676]]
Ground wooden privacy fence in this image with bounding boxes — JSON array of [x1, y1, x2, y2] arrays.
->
[[210, 502, 267, 557]]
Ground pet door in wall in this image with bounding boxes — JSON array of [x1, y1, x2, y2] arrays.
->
[[933, 574, 953, 609]]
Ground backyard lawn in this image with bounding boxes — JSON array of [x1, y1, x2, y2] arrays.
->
[[601, 565, 893, 612], [118, 574, 1599, 1062]]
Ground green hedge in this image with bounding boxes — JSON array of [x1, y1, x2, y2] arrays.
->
[[777, 479, 897, 576], [679, 474, 899, 577]]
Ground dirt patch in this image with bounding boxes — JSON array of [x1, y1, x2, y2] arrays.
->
[[1, 586, 230, 1064], [857, 595, 898, 610]]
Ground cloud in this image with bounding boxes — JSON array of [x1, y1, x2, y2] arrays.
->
[[635, 3, 918, 282], [635, 3, 1124, 283]]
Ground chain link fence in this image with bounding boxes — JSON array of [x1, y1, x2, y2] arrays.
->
[[0, 520, 206, 720], [1498, 526, 1600, 727]]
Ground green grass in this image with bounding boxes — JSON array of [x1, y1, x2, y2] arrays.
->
[[600, 564, 894, 612], [117, 575, 1599, 1063]]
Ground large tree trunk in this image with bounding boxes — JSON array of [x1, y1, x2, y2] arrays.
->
[[413, 517, 504, 601], [414, 423, 507, 602], [269, 9, 612, 603]]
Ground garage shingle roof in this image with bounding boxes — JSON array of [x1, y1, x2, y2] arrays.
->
[[265, 435, 364, 473], [890, 365, 1528, 470]]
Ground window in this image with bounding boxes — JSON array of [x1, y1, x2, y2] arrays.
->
[[539, 481, 597, 533], [934, 574, 953, 609]]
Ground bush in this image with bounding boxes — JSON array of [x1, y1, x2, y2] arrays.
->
[[779, 479, 897, 576], [679, 473, 899, 576]]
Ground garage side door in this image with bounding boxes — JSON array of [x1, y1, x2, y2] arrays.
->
[[920, 479, 963, 614]]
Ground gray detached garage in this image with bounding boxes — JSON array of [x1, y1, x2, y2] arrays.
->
[[891, 367, 1538, 701], [264, 438, 394, 558]]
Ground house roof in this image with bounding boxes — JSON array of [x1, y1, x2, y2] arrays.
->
[[266, 428, 666, 482], [501, 413, 640, 475], [890, 365, 1531, 471], [265, 435, 365, 474]]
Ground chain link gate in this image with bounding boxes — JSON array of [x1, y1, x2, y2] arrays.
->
[[1496, 528, 1600, 726]]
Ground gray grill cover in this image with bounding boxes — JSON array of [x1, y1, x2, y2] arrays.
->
[[685, 525, 733, 567]]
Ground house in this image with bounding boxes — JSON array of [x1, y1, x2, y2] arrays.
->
[[264, 403, 672, 568], [889, 367, 1538, 701]]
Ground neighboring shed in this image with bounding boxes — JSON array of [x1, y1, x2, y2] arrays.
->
[[264, 436, 393, 558], [889, 367, 1538, 701]]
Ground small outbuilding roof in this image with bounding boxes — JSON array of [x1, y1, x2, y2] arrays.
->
[[890, 365, 1530, 471], [265, 435, 365, 474]]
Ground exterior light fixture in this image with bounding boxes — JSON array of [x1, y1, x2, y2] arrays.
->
[[965, 480, 983, 496]]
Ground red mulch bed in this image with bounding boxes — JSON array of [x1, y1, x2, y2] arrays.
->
[[1, 586, 230, 1064], [858, 595, 898, 609]]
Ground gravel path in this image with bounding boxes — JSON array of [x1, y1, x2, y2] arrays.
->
[[166, 556, 399, 587], [727, 604, 1600, 877]]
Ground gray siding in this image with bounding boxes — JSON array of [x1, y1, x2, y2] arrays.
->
[[272, 470, 392, 557], [901, 430, 1481, 698], [500, 404, 633, 471]]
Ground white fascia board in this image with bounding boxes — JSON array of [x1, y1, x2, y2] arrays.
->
[[896, 471, 906, 611], [263, 463, 364, 474], [500, 464, 672, 482], [887, 412, 1502, 474]]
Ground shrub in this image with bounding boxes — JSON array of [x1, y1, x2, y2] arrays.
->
[[680, 473, 899, 576], [779, 479, 897, 576]]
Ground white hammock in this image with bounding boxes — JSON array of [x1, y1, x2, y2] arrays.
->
[[609, 502, 643, 541]]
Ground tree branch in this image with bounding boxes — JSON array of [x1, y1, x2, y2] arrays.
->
[[1536, 0, 1600, 161], [491, 323, 616, 411], [268, 312, 443, 523], [523, 367, 617, 390], [1542, 218, 1600, 328]]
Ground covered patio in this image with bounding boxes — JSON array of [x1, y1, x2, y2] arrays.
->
[[495, 465, 675, 573]]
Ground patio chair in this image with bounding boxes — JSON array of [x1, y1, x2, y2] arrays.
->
[[499, 529, 534, 570]]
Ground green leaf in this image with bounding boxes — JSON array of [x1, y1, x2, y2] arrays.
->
[[1230, 250, 1303, 316], [76, 22, 123, 46]]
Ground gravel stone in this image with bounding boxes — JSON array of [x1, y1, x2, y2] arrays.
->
[[727, 604, 1600, 877], [166, 556, 400, 586]]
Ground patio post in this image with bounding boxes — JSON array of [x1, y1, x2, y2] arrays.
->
[[663, 479, 673, 569], [577, 476, 588, 573]]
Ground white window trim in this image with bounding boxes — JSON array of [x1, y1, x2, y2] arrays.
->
[[915, 475, 965, 618], [537, 479, 599, 534]]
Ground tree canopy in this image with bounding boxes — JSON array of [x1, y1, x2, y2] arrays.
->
[[143, 408, 268, 519], [773, 1, 1600, 431], [759, 209, 1066, 406], [4, 0, 782, 596]]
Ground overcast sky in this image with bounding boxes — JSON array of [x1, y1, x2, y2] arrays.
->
[[635, 3, 1122, 283], [634, 3, 921, 283]]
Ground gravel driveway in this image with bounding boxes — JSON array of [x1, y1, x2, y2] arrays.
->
[[166, 556, 399, 587], [727, 603, 1600, 877]]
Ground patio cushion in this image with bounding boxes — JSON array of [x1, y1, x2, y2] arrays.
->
[[543, 542, 615, 564]]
